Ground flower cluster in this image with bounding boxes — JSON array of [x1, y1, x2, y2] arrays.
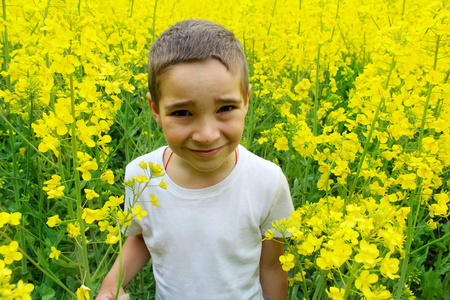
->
[[269, 195, 414, 299], [0, 213, 34, 299]]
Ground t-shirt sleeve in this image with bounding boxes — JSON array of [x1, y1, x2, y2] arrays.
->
[[260, 169, 294, 238]]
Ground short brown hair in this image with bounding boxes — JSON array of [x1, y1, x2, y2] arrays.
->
[[148, 19, 249, 106]]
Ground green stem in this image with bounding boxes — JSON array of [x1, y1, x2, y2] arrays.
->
[[343, 262, 360, 299], [1, 232, 76, 298], [129, 0, 134, 17], [151, 0, 158, 43], [410, 227, 450, 255], [312, 270, 328, 300], [313, 44, 321, 136], [7, 115, 27, 273], [69, 71, 93, 293]]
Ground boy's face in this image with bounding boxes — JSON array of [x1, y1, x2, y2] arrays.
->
[[149, 59, 251, 175]]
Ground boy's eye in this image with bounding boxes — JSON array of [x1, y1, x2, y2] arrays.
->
[[217, 105, 235, 113], [171, 110, 191, 117]]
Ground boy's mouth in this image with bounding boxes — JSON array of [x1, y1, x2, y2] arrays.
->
[[190, 147, 222, 157]]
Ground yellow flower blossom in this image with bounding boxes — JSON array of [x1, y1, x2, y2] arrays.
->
[[49, 246, 61, 260], [355, 270, 378, 294], [139, 161, 148, 169], [76, 285, 90, 300], [46, 215, 62, 227], [117, 211, 132, 227], [326, 287, 345, 300], [84, 189, 100, 200], [380, 253, 400, 279], [150, 193, 160, 207], [279, 253, 295, 272], [355, 240, 380, 268], [0, 241, 23, 264], [100, 170, 115, 184], [131, 205, 148, 221], [133, 174, 150, 184], [67, 223, 81, 239], [159, 180, 167, 190], [0, 212, 21, 228]]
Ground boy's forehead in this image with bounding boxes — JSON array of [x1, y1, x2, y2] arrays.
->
[[158, 60, 246, 101]]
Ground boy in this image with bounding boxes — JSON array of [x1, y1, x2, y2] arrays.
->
[[96, 19, 294, 300]]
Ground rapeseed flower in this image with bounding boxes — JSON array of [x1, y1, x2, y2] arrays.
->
[[76, 285, 90, 300], [0, 212, 21, 228], [10, 280, 34, 300], [0, 241, 23, 264], [355, 240, 380, 268], [279, 254, 295, 272], [49, 246, 61, 260], [46, 215, 62, 227], [100, 170, 115, 185], [326, 287, 345, 300], [355, 270, 378, 294], [131, 205, 148, 221], [380, 253, 400, 279], [67, 223, 81, 239]]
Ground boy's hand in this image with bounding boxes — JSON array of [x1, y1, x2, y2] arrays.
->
[[95, 287, 128, 300]]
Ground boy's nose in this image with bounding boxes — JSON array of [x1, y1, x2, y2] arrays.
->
[[192, 119, 220, 144]]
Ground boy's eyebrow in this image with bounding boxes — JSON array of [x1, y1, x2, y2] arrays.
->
[[215, 98, 242, 105], [164, 100, 195, 110], [164, 98, 242, 110]]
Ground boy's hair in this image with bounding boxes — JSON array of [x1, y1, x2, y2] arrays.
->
[[148, 19, 249, 106]]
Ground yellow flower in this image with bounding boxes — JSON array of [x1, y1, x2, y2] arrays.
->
[[149, 162, 164, 177], [0, 212, 22, 228], [49, 246, 61, 260], [0, 241, 23, 264], [100, 170, 115, 184], [279, 253, 295, 272], [131, 205, 148, 221], [138, 161, 148, 169], [76, 285, 90, 300], [76, 160, 98, 181], [117, 211, 132, 227], [43, 175, 65, 199], [150, 193, 160, 207], [67, 223, 81, 239], [46, 215, 62, 227], [84, 189, 99, 200], [132, 174, 149, 184], [105, 233, 120, 245], [274, 136, 289, 151], [380, 253, 400, 279], [355, 270, 378, 294], [159, 180, 167, 190], [82, 208, 105, 224], [326, 287, 345, 300], [355, 240, 380, 268], [11, 280, 34, 300], [429, 193, 449, 217]]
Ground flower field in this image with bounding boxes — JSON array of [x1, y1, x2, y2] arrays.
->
[[0, 0, 449, 299]]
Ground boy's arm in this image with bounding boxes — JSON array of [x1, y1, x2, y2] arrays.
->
[[96, 234, 151, 300], [260, 238, 288, 300]]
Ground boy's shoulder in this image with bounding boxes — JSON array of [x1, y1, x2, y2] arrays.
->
[[125, 146, 166, 174], [239, 145, 284, 176]]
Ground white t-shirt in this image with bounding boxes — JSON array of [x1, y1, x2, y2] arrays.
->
[[124, 145, 294, 300]]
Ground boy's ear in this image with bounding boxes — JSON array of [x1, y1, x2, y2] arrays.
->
[[244, 84, 252, 111], [147, 92, 162, 125]]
